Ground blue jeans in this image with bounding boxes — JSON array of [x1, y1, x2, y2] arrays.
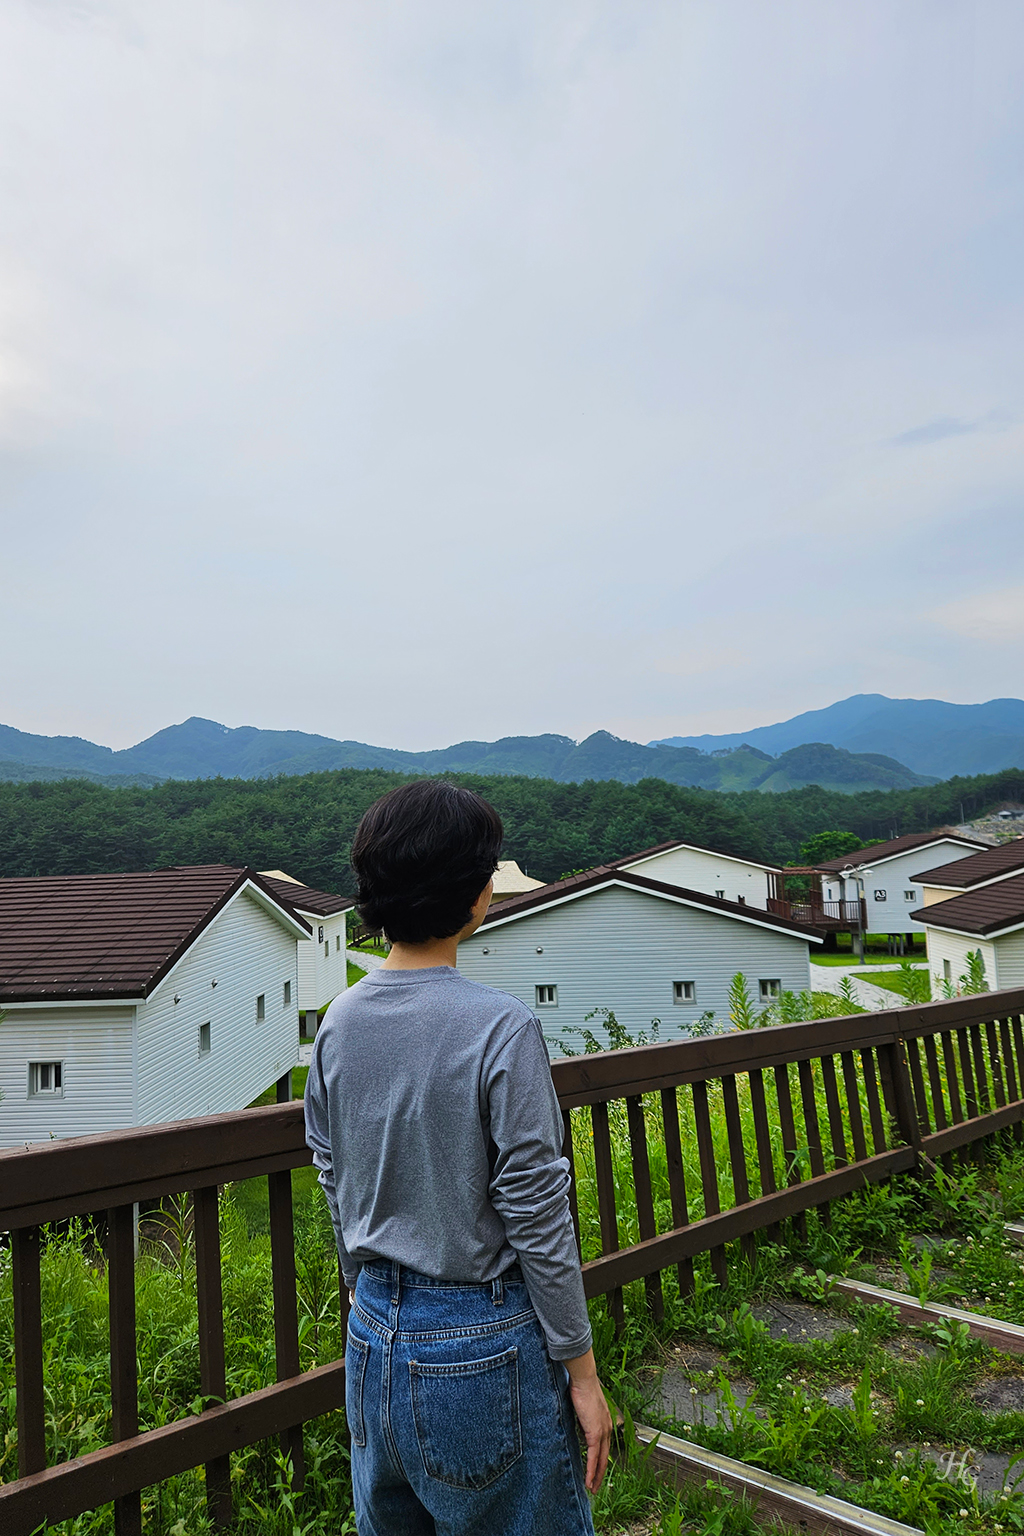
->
[[346, 1261, 595, 1536]]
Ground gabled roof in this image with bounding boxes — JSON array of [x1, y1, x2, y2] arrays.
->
[[608, 838, 781, 875], [491, 860, 546, 898], [912, 838, 1024, 890], [0, 865, 311, 1004], [259, 872, 355, 918], [912, 871, 1024, 938], [477, 865, 821, 941], [815, 830, 988, 874]]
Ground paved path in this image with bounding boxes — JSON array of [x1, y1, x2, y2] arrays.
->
[[811, 961, 929, 1011], [347, 948, 386, 972]]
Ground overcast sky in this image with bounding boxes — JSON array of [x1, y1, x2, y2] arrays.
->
[[2, 1, 1022, 752]]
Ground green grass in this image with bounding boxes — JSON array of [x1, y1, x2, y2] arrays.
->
[[248, 1064, 310, 1107], [811, 951, 927, 966], [853, 969, 933, 1001]]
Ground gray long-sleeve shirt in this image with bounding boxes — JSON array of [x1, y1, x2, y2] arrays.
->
[[303, 965, 592, 1361]]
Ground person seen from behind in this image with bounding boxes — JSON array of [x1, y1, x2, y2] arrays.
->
[[305, 779, 612, 1535]]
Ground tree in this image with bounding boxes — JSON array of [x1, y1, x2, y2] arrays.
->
[[797, 830, 865, 865]]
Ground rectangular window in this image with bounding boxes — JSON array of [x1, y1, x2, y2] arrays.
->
[[759, 979, 781, 1002], [535, 984, 558, 1007], [28, 1061, 63, 1096], [873, 889, 887, 902], [673, 981, 696, 1004], [324, 940, 330, 958], [256, 994, 265, 1022], [715, 890, 725, 900], [318, 925, 325, 943], [943, 958, 952, 982], [336, 935, 341, 951], [198, 1022, 211, 1056], [904, 891, 916, 902], [283, 979, 291, 1006]]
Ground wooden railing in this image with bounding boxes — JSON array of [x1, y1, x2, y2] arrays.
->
[[766, 895, 867, 928], [3, 987, 1024, 1532]]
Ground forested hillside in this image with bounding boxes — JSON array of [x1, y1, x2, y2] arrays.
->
[[2, 764, 1023, 893]]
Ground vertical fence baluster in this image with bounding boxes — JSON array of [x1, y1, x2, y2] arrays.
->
[[268, 1170, 305, 1487], [773, 1063, 804, 1238], [860, 1049, 887, 1153], [820, 1055, 848, 1167], [590, 1102, 624, 1331], [941, 1032, 964, 1123], [747, 1069, 779, 1240], [986, 1021, 1007, 1109], [12, 1226, 46, 1478], [905, 1039, 931, 1136], [660, 1086, 693, 1297], [194, 1186, 231, 1528], [958, 1029, 979, 1117], [1013, 1018, 1024, 1141], [691, 1080, 726, 1286], [840, 1052, 867, 1162], [883, 1041, 922, 1155], [625, 1096, 663, 1321], [970, 1024, 991, 1113], [108, 1203, 142, 1536], [561, 1108, 582, 1259], [720, 1075, 753, 1261], [797, 1060, 825, 1177], [922, 1036, 948, 1131], [1000, 1019, 1020, 1104]]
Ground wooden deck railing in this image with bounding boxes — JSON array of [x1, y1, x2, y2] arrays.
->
[[3, 986, 1024, 1532]]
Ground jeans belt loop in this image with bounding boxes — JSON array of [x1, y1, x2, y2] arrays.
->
[[492, 1274, 504, 1306]]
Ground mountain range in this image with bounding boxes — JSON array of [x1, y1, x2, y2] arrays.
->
[[653, 694, 1024, 779], [0, 711, 942, 794]]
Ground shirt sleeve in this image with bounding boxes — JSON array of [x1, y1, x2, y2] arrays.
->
[[303, 1034, 362, 1290], [486, 1018, 592, 1361]]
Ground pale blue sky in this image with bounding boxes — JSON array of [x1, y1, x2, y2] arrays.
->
[[1, 1, 1022, 751]]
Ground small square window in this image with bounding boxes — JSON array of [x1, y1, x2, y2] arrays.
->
[[673, 981, 696, 1004], [198, 1022, 211, 1056], [873, 889, 887, 902], [535, 984, 558, 1007], [759, 979, 781, 1002], [904, 890, 916, 902], [283, 979, 291, 1006], [256, 994, 266, 1022], [29, 1061, 63, 1096], [715, 890, 725, 900]]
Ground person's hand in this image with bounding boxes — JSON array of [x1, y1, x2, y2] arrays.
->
[[564, 1349, 613, 1492]]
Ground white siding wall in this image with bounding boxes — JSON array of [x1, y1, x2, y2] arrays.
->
[[822, 843, 983, 936], [136, 890, 299, 1124], [623, 847, 771, 908], [458, 884, 811, 1049], [296, 910, 349, 1012], [991, 930, 1024, 989], [924, 928, 999, 992], [0, 1005, 136, 1148]]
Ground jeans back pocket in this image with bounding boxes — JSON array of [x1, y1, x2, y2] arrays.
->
[[410, 1346, 522, 1490], [346, 1334, 369, 1449]]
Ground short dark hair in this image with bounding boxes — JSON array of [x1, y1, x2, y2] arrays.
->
[[351, 780, 503, 943]]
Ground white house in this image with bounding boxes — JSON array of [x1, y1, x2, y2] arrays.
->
[[457, 865, 820, 1049], [0, 865, 312, 1148], [815, 831, 988, 940], [911, 839, 1024, 909], [610, 839, 780, 910], [912, 872, 1024, 992], [260, 871, 355, 1033], [490, 860, 546, 905]]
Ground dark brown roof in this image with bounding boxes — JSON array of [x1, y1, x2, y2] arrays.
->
[[912, 838, 1024, 890], [815, 830, 988, 873], [606, 838, 780, 874], [913, 871, 1024, 937], [479, 865, 821, 941], [260, 875, 355, 917], [0, 865, 311, 1004]]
